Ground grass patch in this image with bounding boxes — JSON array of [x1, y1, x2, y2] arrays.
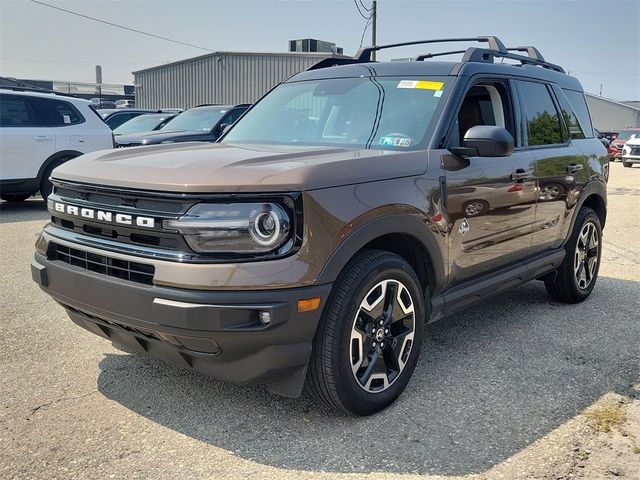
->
[[584, 403, 627, 432]]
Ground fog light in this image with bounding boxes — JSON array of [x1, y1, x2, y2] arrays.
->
[[259, 311, 271, 325]]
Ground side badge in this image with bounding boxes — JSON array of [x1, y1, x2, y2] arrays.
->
[[459, 218, 470, 236]]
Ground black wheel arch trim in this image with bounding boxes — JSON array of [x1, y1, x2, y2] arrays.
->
[[563, 180, 607, 247], [37, 150, 84, 185], [315, 214, 446, 295]]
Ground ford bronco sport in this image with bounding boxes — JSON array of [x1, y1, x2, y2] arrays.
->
[[32, 37, 608, 416]]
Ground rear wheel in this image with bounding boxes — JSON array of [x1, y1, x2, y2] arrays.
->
[[545, 207, 601, 303], [1, 193, 31, 202], [463, 199, 489, 217], [306, 250, 425, 416]]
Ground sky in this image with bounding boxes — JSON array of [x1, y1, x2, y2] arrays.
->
[[1, 0, 639, 101]]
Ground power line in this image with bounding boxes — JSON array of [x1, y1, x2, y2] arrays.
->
[[360, 19, 372, 47], [29, 0, 214, 52], [353, 0, 372, 19], [359, 0, 372, 12]]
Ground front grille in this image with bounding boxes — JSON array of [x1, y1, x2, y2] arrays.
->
[[630, 148, 640, 155], [55, 186, 188, 214], [49, 242, 155, 285]]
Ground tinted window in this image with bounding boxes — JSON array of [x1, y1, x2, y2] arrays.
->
[[29, 97, 83, 126], [518, 81, 562, 146], [562, 90, 593, 138], [106, 112, 140, 130], [0, 95, 37, 127], [554, 90, 585, 140]]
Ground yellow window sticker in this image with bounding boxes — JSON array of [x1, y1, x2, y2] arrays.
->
[[397, 80, 444, 91]]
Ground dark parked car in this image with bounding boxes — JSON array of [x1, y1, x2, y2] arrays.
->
[[32, 37, 608, 416], [115, 104, 249, 147], [113, 112, 177, 137], [98, 109, 178, 131]]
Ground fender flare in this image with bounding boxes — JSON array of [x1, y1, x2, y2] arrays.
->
[[562, 180, 607, 247], [316, 214, 446, 293], [36, 150, 83, 185]]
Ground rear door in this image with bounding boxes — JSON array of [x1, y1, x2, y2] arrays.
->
[[443, 78, 537, 286], [0, 94, 55, 180], [514, 80, 590, 253]]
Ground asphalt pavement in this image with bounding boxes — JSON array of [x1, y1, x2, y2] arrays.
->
[[1, 162, 638, 479]]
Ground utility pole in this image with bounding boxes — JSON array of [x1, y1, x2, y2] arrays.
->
[[371, 1, 377, 60], [599, 84, 603, 96]]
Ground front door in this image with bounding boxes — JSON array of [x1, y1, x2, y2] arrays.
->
[[443, 80, 538, 287]]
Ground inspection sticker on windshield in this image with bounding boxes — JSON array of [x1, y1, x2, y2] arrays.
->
[[380, 136, 412, 147], [397, 80, 444, 91]]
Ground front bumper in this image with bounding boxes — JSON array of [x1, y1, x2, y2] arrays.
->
[[31, 252, 332, 397], [622, 155, 640, 164]]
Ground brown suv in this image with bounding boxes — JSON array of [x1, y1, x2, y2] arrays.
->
[[32, 37, 608, 415]]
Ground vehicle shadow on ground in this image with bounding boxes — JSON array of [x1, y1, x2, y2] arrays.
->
[[97, 277, 640, 476], [0, 198, 48, 224]]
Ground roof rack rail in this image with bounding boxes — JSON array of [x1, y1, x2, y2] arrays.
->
[[462, 47, 565, 73], [306, 36, 565, 74], [354, 36, 507, 63]]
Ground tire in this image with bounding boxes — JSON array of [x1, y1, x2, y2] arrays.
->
[[539, 183, 564, 201], [622, 161, 632, 168], [39, 159, 70, 201], [462, 199, 489, 217], [1, 193, 31, 202], [306, 249, 425, 416], [545, 207, 602, 303]]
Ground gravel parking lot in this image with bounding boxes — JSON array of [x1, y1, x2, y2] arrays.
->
[[1, 162, 638, 480]]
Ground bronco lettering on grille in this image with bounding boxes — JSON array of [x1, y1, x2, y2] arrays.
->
[[51, 202, 155, 228]]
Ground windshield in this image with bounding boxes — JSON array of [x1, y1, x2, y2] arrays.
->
[[162, 108, 225, 131], [113, 114, 172, 135], [223, 76, 448, 150], [616, 130, 640, 140]]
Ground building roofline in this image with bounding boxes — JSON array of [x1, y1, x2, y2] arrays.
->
[[132, 51, 350, 75], [585, 92, 640, 112]]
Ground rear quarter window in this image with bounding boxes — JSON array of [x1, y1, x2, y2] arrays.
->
[[562, 89, 594, 138]]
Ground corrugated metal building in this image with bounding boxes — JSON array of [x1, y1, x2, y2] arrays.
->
[[585, 93, 640, 132], [132, 51, 344, 109]]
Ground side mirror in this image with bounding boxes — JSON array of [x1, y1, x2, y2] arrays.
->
[[218, 123, 230, 134], [452, 125, 514, 157]]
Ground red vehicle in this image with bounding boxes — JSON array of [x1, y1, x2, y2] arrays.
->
[[608, 128, 640, 160]]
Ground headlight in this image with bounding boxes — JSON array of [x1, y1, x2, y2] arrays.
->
[[163, 202, 293, 254]]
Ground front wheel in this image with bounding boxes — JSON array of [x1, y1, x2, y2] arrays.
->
[[622, 161, 632, 168], [545, 207, 602, 303], [306, 250, 425, 416]]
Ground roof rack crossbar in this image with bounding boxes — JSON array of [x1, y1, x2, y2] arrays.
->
[[462, 48, 565, 73], [354, 36, 508, 62], [413, 49, 468, 61], [507, 46, 546, 62]]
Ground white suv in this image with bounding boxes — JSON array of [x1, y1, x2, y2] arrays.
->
[[622, 135, 640, 168], [0, 89, 114, 202]]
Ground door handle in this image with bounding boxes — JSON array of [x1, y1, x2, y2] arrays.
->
[[566, 163, 583, 174], [35, 135, 52, 140], [510, 169, 534, 182]]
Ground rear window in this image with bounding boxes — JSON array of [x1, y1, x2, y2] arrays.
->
[[562, 89, 594, 138], [517, 81, 563, 146], [28, 97, 84, 127]]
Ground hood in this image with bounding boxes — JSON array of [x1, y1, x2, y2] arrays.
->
[[625, 137, 640, 146], [52, 142, 431, 193], [116, 130, 202, 144]]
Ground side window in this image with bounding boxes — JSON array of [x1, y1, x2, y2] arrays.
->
[[223, 108, 244, 125], [517, 81, 562, 146], [449, 82, 515, 148], [554, 89, 585, 140], [562, 89, 594, 138], [0, 95, 37, 127], [28, 97, 84, 127]]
